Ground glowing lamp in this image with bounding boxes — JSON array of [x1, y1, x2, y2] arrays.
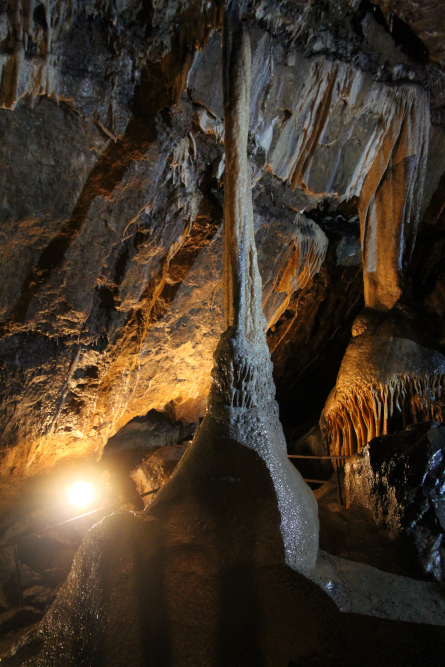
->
[[67, 481, 95, 509]]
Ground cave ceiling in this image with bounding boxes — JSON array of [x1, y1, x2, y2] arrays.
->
[[1, 0, 445, 476]]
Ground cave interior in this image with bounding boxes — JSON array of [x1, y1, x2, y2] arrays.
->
[[1, 0, 445, 664]]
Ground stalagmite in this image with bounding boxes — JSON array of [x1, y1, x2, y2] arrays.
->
[[13, 4, 318, 663], [149, 0, 319, 570]]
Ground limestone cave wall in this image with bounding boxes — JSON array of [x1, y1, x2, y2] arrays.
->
[[1, 0, 445, 476]]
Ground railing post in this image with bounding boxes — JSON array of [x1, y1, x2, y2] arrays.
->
[[335, 460, 343, 506], [287, 453, 348, 506], [13, 542, 23, 609]]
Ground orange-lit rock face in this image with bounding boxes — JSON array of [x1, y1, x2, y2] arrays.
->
[[0, 0, 445, 478], [13, 12, 320, 664]]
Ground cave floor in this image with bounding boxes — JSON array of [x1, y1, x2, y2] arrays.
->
[[0, 468, 444, 665]]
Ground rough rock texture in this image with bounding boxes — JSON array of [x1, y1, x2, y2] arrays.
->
[[345, 421, 445, 580], [0, 0, 445, 482], [0, 0, 224, 127], [189, 24, 433, 217], [105, 410, 195, 453], [131, 443, 188, 504], [0, 87, 330, 474], [375, 0, 445, 67], [4, 10, 319, 663], [1, 3, 445, 662]]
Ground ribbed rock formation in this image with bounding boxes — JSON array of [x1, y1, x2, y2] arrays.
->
[[319, 32, 437, 457], [0, 0, 78, 108], [359, 85, 429, 310], [0, 0, 224, 130], [1, 0, 444, 477], [322, 309, 445, 458]]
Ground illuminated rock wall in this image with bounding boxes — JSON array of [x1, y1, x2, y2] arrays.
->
[[0, 0, 444, 475]]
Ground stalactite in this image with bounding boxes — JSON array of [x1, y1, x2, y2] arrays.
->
[[0, 0, 80, 107], [323, 362, 445, 460], [359, 85, 430, 310]]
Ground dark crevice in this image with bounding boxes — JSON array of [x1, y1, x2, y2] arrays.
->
[[353, 0, 390, 37], [273, 236, 364, 431], [32, 2, 48, 30], [113, 244, 131, 289], [391, 14, 429, 64], [97, 285, 116, 311], [353, 1, 429, 64]]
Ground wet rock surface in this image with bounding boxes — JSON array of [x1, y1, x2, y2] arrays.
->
[[0, 411, 198, 658], [1, 434, 445, 663], [305, 549, 445, 625], [0, 607, 43, 636], [2, 484, 445, 666], [1, 0, 445, 662], [346, 421, 445, 579]]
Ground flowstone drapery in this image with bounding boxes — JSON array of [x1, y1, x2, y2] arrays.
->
[[322, 310, 445, 458], [321, 80, 445, 458]]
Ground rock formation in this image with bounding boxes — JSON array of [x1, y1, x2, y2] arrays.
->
[[0, 0, 443, 479], [131, 443, 189, 504], [321, 56, 442, 458], [322, 308, 445, 457], [345, 421, 445, 580], [1, 1, 445, 661], [359, 84, 429, 310], [5, 5, 318, 663], [148, 0, 319, 570]]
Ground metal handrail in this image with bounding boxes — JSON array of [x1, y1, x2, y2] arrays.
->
[[4, 453, 350, 610], [287, 452, 351, 506], [288, 454, 350, 460], [0, 488, 159, 609]]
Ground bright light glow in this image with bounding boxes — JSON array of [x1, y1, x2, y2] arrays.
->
[[67, 481, 95, 509]]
